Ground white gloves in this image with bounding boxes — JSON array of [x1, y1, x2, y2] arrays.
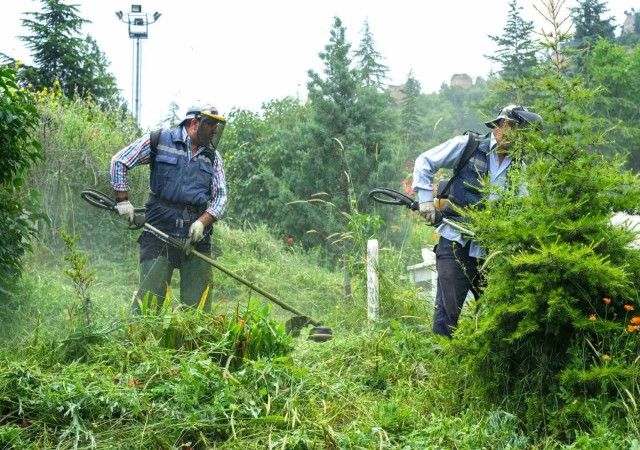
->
[[189, 220, 205, 243], [419, 201, 436, 224], [115, 200, 135, 223]]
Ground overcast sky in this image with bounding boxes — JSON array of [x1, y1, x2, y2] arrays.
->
[[1, 0, 635, 129]]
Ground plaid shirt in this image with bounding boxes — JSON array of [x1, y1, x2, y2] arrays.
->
[[110, 126, 227, 220]]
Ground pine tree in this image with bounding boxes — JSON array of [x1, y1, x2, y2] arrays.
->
[[400, 70, 422, 150], [285, 17, 393, 254], [353, 19, 389, 89], [12, 0, 120, 107], [570, 0, 616, 48], [486, 0, 540, 82]]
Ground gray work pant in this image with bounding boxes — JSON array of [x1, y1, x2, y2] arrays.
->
[[134, 231, 213, 312]]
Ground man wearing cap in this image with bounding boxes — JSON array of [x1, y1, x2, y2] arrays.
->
[[110, 105, 227, 312], [412, 105, 542, 339]]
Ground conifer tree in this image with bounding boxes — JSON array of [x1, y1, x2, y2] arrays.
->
[[354, 19, 389, 89], [486, 0, 540, 82], [7, 0, 120, 107], [286, 17, 393, 253], [570, 0, 616, 48], [400, 70, 422, 150]]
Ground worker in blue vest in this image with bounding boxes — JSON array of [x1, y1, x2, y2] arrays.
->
[[412, 105, 542, 339], [110, 105, 227, 312]]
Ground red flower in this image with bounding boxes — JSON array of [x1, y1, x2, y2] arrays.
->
[[405, 187, 414, 195], [402, 179, 410, 186], [287, 237, 294, 244]]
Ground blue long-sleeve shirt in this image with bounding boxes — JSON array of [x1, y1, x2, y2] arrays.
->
[[412, 131, 511, 257], [110, 126, 227, 221]]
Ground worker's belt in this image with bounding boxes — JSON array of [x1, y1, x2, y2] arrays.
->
[[147, 193, 207, 221]]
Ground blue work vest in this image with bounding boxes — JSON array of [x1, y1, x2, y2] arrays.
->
[[145, 127, 214, 237], [443, 135, 491, 219]]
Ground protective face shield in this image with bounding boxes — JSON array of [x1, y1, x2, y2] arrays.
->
[[183, 105, 227, 150], [195, 112, 226, 150], [485, 105, 543, 130]]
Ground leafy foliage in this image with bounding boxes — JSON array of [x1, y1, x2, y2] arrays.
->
[[0, 65, 44, 287], [25, 83, 139, 251], [582, 39, 640, 170]]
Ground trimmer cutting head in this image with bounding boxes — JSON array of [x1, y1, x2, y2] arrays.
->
[[308, 326, 333, 342], [285, 316, 333, 342]]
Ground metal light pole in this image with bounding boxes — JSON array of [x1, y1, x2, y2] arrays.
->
[[115, 5, 161, 126]]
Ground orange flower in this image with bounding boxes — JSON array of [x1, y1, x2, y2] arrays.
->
[[602, 354, 611, 360], [628, 325, 637, 332], [631, 317, 640, 325], [624, 304, 635, 311], [603, 297, 612, 304], [589, 314, 597, 321]]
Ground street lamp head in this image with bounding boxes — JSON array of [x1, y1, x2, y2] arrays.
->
[[153, 12, 162, 21], [115, 11, 123, 20]]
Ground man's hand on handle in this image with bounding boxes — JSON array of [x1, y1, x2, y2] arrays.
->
[[189, 220, 205, 243], [419, 201, 436, 225], [115, 200, 135, 223]]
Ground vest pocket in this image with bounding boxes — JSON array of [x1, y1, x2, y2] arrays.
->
[[155, 154, 178, 180], [156, 154, 178, 165]]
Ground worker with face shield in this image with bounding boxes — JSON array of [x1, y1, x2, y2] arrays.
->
[[110, 105, 227, 312]]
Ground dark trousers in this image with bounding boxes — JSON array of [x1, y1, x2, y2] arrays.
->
[[433, 237, 481, 338]]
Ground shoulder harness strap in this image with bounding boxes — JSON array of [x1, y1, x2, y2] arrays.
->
[[149, 129, 162, 162], [436, 131, 480, 199]]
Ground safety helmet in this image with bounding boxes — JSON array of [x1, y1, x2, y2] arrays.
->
[[182, 104, 226, 150], [485, 105, 543, 130]]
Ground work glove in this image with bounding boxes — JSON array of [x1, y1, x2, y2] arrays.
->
[[419, 201, 437, 225], [115, 200, 135, 223], [188, 220, 205, 243]]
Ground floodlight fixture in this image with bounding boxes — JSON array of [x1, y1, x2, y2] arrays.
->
[[115, 4, 162, 126]]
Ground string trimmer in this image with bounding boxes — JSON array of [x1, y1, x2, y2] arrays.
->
[[80, 188, 333, 341], [368, 187, 476, 237]]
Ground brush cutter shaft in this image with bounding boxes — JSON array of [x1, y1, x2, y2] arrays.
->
[[143, 223, 320, 326], [441, 218, 476, 237]]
